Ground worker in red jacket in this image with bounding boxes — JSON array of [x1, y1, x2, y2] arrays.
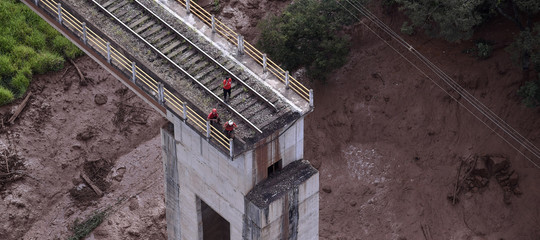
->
[[223, 76, 232, 102], [224, 120, 237, 138], [207, 108, 221, 126]]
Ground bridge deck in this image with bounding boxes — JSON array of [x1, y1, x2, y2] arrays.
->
[[61, 0, 303, 144]]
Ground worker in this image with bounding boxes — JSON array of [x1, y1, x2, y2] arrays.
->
[[223, 76, 232, 102], [207, 108, 221, 125], [224, 120, 237, 138]]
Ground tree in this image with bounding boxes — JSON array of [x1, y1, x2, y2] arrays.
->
[[394, 0, 489, 42], [393, 0, 539, 42], [257, 0, 362, 81]]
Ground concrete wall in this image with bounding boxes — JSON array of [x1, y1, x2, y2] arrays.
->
[[163, 110, 315, 240]]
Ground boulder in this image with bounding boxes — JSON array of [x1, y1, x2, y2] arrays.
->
[[508, 172, 519, 186], [94, 94, 108, 105], [472, 159, 489, 178], [487, 156, 509, 173]]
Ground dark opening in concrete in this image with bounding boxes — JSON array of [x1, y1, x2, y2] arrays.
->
[[267, 159, 282, 177], [200, 199, 230, 240]]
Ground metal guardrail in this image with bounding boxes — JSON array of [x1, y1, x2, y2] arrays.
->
[[91, 0, 263, 134], [31, 0, 234, 155], [175, 0, 314, 107]]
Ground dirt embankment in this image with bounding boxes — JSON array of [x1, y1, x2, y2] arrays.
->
[[211, 0, 540, 239], [0, 56, 167, 240]]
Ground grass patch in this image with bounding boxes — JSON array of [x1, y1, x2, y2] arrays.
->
[[68, 210, 108, 240], [0, 0, 83, 104]]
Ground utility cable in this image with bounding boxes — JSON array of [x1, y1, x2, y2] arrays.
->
[[335, 0, 540, 168]]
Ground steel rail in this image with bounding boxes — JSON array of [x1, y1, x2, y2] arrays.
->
[[92, 0, 263, 133]]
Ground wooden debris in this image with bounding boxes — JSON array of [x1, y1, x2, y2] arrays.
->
[[80, 171, 104, 197], [68, 59, 89, 84], [421, 224, 433, 240], [8, 92, 32, 124]]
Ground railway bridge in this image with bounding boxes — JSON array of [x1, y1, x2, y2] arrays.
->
[[22, 0, 319, 239]]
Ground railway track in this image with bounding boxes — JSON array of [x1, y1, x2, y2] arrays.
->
[[92, 0, 285, 133]]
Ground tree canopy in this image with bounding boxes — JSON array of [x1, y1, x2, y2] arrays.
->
[[257, 0, 362, 81]]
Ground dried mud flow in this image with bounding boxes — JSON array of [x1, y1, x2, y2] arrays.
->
[[1, 0, 540, 240], [0, 56, 167, 240]]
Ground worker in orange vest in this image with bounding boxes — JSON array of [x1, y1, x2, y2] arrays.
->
[[207, 108, 221, 126], [223, 76, 232, 102], [224, 120, 237, 138]]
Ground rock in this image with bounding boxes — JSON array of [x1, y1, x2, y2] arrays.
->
[[71, 144, 81, 150], [129, 197, 139, 211], [472, 159, 489, 178], [76, 127, 95, 141], [322, 186, 332, 193], [488, 156, 509, 173], [113, 167, 126, 182], [94, 94, 108, 105], [508, 172, 519, 186], [350, 201, 357, 207], [65, 209, 74, 217]]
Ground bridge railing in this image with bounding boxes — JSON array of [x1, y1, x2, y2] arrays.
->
[[33, 0, 235, 156], [177, 0, 314, 106]]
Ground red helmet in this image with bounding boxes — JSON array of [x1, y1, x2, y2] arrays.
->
[[212, 108, 217, 113]]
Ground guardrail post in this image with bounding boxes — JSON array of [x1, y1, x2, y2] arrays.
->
[[229, 138, 234, 159], [158, 83, 165, 106], [285, 71, 289, 89], [237, 35, 244, 55], [106, 42, 111, 64], [186, 0, 190, 14], [262, 54, 267, 73], [82, 22, 87, 45], [211, 15, 216, 33], [206, 121, 211, 140], [57, 3, 62, 24], [182, 102, 187, 122], [131, 61, 136, 83], [309, 89, 314, 108]]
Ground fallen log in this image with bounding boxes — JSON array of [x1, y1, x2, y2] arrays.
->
[[8, 92, 32, 124], [69, 59, 84, 82], [80, 171, 104, 197]]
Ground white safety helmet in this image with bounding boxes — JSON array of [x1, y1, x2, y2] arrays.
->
[[228, 120, 233, 126]]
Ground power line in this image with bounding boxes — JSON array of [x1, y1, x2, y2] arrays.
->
[[336, 0, 540, 168]]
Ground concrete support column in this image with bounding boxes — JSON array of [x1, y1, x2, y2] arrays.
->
[[186, 0, 190, 14], [161, 125, 181, 240], [309, 89, 314, 108]]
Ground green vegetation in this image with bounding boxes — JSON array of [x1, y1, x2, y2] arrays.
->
[[68, 210, 107, 240], [393, 0, 539, 42], [518, 75, 540, 107], [0, 0, 83, 105], [257, 0, 364, 81]]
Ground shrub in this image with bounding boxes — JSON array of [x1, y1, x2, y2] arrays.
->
[[476, 42, 492, 59], [518, 77, 540, 107], [11, 72, 29, 95], [257, 0, 361, 81], [0, 55, 15, 77], [0, 86, 14, 105], [25, 29, 47, 50], [52, 35, 83, 59], [400, 21, 414, 35], [11, 45, 37, 68], [0, 35, 16, 54], [31, 51, 64, 75]]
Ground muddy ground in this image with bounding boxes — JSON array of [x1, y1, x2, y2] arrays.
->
[[1, 0, 540, 239], [0, 56, 167, 239]]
